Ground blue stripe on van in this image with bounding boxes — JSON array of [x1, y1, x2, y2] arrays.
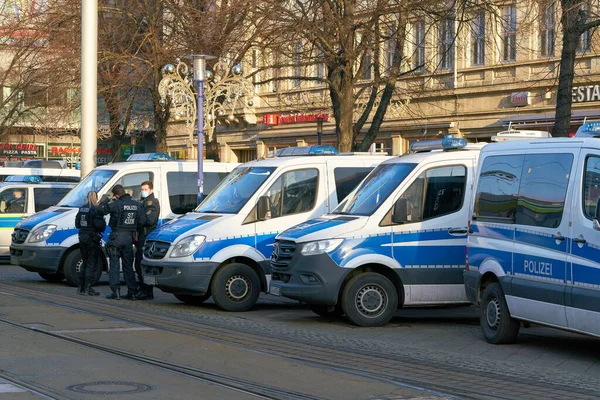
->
[[279, 217, 352, 240], [329, 234, 394, 267], [0, 215, 23, 229], [467, 247, 513, 273], [19, 209, 66, 230], [193, 234, 255, 260], [470, 223, 514, 241], [571, 262, 600, 287], [515, 229, 568, 253], [146, 218, 214, 243]]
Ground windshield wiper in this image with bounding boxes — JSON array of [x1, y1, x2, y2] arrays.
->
[[331, 211, 353, 215]]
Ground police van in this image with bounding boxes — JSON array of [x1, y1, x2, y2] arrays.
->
[[10, 159, 238, 286], [141, 146, 391, 311], [268, 137, 484, 327], [0, 182, 76, 261], [0, 167, 80, 183], [465, 136, 600, 343]]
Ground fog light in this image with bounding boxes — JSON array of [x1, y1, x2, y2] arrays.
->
[[300, 274, 320, 284], [176, 268, 182, 275]]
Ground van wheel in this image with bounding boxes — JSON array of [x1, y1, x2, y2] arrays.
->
[[309, 304, 343, 318], [480, 283, 520, 344], [174, 293, 211, 305], [38, 272, 65, 283], [341, 273, 397, 327], [210, 263, 260, 312], [63, 249, 102, 287]]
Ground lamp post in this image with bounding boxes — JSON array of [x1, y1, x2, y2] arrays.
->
[[80, 0, 97, 177], [159, 57, 256, 205], [316, 116, 324, 145]]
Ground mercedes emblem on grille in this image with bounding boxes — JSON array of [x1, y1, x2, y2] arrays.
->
[[271, 243, 280, 261], [147, 243, 156, 258]]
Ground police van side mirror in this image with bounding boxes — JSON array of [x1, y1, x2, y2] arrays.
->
[[257, 196, 272, 221], [594, 198, 600, 231], [392, 198, 410, 224]]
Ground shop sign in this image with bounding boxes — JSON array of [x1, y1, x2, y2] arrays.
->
[[510, 92, 530, 107], [50, 146, 113, 155], [262, 113, 329, 125], [572, 84, 600, 103], [0, 143, 39, 156]]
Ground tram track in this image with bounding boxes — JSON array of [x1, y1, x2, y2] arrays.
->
[[0, 370, 68, 400], [0, 282, 596, 400]]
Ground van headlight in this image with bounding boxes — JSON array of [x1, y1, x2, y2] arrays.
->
[[170, 235, 206, 258], [301, 239, 343, 256], [28, 224, 57, 243]]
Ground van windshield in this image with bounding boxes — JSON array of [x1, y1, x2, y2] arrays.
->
[[196, 166, 277, 214], [333, 163, 417, 216], [59, 169, 116, 208]]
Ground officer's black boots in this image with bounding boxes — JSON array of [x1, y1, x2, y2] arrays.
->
[[106, 288, 120, 300], [121, 290, 137, 301], [135, 287, 153, 300], [85, 284, 100, 296], [78, 279, 85, 295]]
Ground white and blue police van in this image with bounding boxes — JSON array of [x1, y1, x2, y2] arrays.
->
[[141, 145, 391, 311], [465, 133, 600, 343], [10, 157, 237, 286], [268, 137, 484, 327]]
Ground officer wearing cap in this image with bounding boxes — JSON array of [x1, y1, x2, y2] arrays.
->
[[99, 184, 142, 300]]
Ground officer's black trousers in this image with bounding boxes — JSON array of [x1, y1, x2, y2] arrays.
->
[[79, 231, 101, 285], [106, 231, 137, 293], [134, 233, 147, 287]]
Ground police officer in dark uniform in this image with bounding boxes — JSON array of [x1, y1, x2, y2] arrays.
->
[[99, 184, 142, 300], [135, 180, 160, 300], [75, 190, 106, 296]]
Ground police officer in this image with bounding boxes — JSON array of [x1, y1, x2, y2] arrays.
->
[[100, 184, 142, 300], [75, 190, 106, 296], [135, 180, 160, 300]]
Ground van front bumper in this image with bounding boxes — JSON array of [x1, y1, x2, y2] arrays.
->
[[142, 259, 219, 295], [269, 253, 346, 305], [10, 244, 65, 273], [464, 269, 480, 305]]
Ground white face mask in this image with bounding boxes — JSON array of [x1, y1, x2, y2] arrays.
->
[[141, 191, 150, 198]]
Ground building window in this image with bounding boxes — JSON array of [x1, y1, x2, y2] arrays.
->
[[294, 43, 302, 88], [577, 1, 592, 53], [413, 20, 425, 71], [316, 50, 325, 79], [471, 11, 485, 66], [386, 23, 398, 74], [502, 3, 517, 62], [362, 50, 372, 80], [438, 18, 454, 70], [539, 2, 555, 57]]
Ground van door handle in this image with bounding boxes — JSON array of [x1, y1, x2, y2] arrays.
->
[[573, 237, 587, 245], [552, 234, 566, 242], [448, 227, 468, 235]]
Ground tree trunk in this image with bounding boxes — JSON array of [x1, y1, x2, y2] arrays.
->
[[552, 30, 579, 137], [330, 69, 354, 153]]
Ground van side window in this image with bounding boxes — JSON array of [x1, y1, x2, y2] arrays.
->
[[115, 172, 153, 200], [399, 165, 466, 222], [167, 171, 229, 214], [333, 167, 372, 203], [516, 153, 572, 228], [473, 155, 523, 223], [0, 188, 27, 213], [34, 187, 72, 212], [583, 156, 600, 220], [264, 169, 319, 218]]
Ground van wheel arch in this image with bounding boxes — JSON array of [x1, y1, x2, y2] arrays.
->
[[338, 263, 404, 308], [61, 246, 105, 287], [477, 272, 500, 305], [215, 257, 268, 292], [210, 260, 262, 312]]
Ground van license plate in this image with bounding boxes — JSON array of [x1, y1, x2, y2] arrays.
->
[[269, 284, 281, 296], [143, 276, 157, 286]]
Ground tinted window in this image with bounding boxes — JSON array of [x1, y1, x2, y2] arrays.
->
[[583, 156, 600, 220], [473, 155, 524, 223], [333, 167, 372, 203], [34, 187, 72, 212], [115, 172, 153, 200], [516, 154, 572, 228], [59, 169, 116, 208], [398, 165, 466, 222], [167, 171, 229, 214], [0, 188, 27, 213], [263, 169, 319, 218]]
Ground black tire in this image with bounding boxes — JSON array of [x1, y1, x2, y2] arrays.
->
[[210, 263, 261, 312], [63, 249, 102, 287], [341, 273, 398, 327], [38, 272, 65, 283], [309, 304, 343, 318], [174, 293, 211, 305], [480, 282, 520, 344]]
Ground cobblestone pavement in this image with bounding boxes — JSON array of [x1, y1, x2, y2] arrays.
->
[[2, 265, 600, 398]]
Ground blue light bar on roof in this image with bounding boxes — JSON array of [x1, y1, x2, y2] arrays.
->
[[575, 122, 600, 138], [277, 145, 339, 157], [410, 135, 467, 153]]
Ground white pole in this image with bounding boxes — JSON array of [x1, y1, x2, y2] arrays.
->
[[80, 0, 98, 177]]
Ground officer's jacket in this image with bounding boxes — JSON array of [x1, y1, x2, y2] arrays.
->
[[138, 193, 160, 236], [75, 204, 106, 233], [99, 194, 142, 232]]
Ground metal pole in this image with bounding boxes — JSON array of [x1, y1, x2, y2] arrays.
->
[[317, 117, 323, 145], [197, 79, 204, 204], [80, 0, 97, 176]]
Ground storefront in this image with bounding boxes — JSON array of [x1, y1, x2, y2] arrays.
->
[[47, 143, 114, 168]]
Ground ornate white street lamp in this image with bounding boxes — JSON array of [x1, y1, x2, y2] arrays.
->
[[158, 56, 255, 204]]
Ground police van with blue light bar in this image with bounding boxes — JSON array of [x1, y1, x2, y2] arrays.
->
[[141, 145, 391, 312], [268, 136, 490, 327]]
